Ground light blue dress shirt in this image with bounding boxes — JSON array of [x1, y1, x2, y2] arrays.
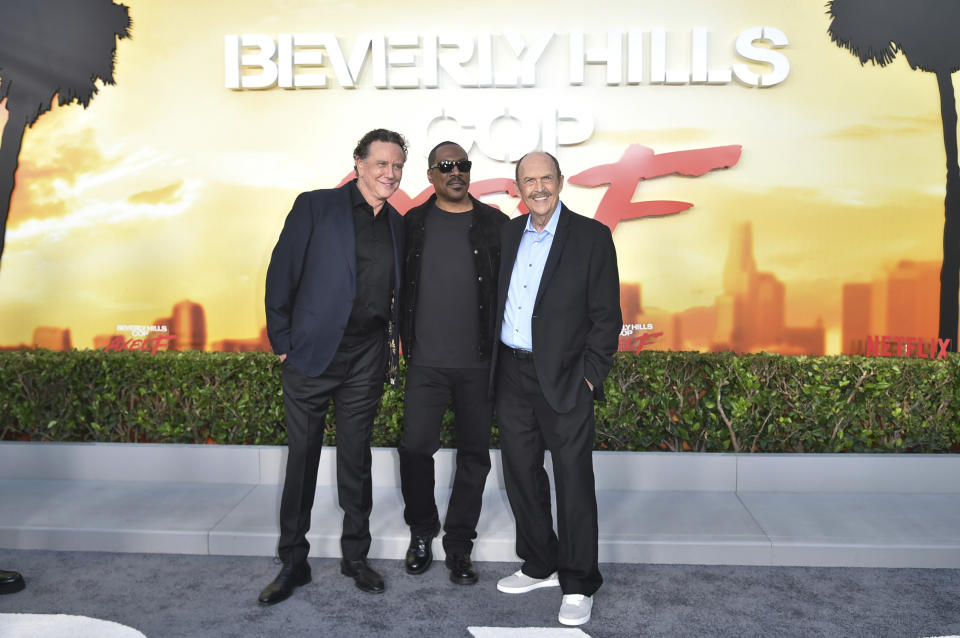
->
[[500, 203, 562, 351]]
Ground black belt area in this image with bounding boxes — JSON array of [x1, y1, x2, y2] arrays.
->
[[501, 343, 533, 360]]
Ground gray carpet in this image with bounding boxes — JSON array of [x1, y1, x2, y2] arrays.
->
[[0, 549, 958, 637]]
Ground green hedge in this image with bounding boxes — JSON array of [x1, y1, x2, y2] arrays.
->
[[1, 349, 959, 452]]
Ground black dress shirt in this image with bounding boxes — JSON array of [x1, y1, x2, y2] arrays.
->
[[344, 180, 394, 337]]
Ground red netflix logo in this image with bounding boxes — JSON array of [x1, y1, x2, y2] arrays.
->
[[864, 335, 949, 359]]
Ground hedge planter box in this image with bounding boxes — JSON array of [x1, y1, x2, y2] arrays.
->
[[2, 349, 959, 453]]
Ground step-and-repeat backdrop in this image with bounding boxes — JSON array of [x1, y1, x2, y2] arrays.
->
[[0, 1, 952, 357]]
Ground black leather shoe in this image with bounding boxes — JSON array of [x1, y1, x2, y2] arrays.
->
[[404, 529, 438, 575], [0, 570, 24, 595], [258, 563, 311, 605], [444, 553, 478, 585], [340, 558, 385, 594]]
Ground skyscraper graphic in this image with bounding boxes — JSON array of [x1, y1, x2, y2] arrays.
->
[[885, 261, 939, 338], [713, 222, 823, 355], [211, 326, 272, 352], [33, 326, 71, 350], [620, 283, 642, 324], [842, 283, 871, 354], [716, 222, 758, 351], [751, 272, 785, 347], [722, 222, 756, 297], [841, 260, 941, 354], [169, 300, 206, 351]]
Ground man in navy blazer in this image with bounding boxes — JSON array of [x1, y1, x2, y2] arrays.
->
[[493, 151, 621, 627], [259, 129, 407, 604]]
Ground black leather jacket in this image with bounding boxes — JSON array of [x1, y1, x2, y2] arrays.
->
[[401, 194, 508, 363]]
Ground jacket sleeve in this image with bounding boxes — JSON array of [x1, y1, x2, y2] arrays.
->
[[264, 192, 313, 355], [582, 223, 622, 398]]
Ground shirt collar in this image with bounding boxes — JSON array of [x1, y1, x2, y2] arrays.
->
[[349, 179, 390, 219], [523, 201, 562, 236], [348, 179, 367, 208]]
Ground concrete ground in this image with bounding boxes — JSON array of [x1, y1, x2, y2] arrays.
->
[[0, 549, 959, 638]]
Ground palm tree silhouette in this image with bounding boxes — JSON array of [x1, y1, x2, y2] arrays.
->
[[0, 0, 130, 266], [828, 0, 960, 351]]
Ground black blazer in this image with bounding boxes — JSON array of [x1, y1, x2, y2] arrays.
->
[[492, 204, 621, 413], [265, 181, 404, 379]]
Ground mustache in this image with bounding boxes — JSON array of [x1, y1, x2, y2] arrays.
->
[[530, 190, 551, 198]]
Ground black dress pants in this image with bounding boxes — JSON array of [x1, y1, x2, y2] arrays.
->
[[398, 364, 492, 555], [277, 333, 386, 566], [495, 345, 602, 596]]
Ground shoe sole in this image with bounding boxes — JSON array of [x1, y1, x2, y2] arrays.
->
[[444, 557, 478, 585], [0, 579, 25, 595], [496, 578, 560, 594], [257, 573, 311, 606], [448, 572, 478, 586], [258, 591, 291, 606], [558, 611, 591, 626], [404, 556, 432, 575], [340, 564, 385, 594]]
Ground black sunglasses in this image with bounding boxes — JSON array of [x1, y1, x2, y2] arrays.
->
[[429, 159, 472, 173]]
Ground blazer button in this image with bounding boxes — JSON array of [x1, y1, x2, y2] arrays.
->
[[477, 276, 483, 281], [474, 249, 479, 254]]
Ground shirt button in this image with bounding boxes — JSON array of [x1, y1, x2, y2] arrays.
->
[[478, 276, 483, 281]]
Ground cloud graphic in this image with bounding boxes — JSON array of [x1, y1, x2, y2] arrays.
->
[[127, 180, 183, 205], [824, 114, 939, 139]]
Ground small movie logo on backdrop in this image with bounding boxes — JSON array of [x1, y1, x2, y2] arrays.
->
[[104, 324, 175, 354], [619, 323, 662, 352]]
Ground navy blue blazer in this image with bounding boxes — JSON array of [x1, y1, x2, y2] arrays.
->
[[265, 181, 404, 379]]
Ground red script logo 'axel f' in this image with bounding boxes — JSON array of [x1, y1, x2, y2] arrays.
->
[[568, 144, 742, 232], [338, 143, 742, 227]]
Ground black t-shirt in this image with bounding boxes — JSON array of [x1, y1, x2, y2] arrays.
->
[[413, 204, 483, 368]]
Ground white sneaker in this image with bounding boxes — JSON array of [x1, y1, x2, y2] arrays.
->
[[496, 569, 560, 593], [558, 594, 592, 626]]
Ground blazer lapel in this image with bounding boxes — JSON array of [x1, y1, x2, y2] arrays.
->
[[534, 204, 570, 308], [387, 204, 403, 293], [499, 218, 524, 299]]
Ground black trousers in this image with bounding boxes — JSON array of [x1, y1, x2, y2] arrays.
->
[[495, 345, 602, 596], [277, 334, 386, 565], [398, 364, 492, 555]]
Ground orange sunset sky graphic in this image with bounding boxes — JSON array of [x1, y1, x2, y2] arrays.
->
[[0, 0, 951, 356]]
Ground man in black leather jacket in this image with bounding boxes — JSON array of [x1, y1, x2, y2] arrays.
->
[[398, 141, 508, 585]]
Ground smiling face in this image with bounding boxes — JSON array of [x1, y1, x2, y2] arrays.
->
[[354, 140, 405, 211], [428, 143, 471, 209], [516, 152, 563, 227]]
